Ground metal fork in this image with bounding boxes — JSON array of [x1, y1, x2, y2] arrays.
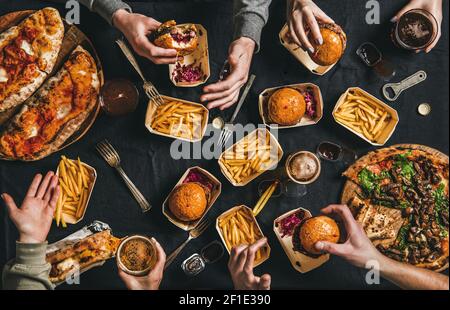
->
[[164, 218, 211, 269], [95, 140, 152, 213], [217, 74, 256, 149], [115, 39, 165, 107]]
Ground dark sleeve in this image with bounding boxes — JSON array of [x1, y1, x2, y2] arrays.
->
[[233, 0, 272, 52]]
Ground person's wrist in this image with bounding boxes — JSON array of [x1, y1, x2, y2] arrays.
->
[[112, 9, 131, 29], [19, 234, 45, 244], [234, 37, 256, 53]]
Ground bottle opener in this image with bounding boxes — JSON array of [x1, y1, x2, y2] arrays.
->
[[382, 70, 427, 101]]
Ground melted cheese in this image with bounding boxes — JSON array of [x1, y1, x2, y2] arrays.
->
[[57, 257, 77, 271], [56, 103, 71, 120], [20, 40, 34, 56], [0, 67, 8, 83], [27, 125, 39, 139]]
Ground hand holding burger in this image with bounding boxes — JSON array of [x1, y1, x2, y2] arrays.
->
[[112, 10, 178, 64], [287, 0, 334, 53], [228, 238, 271, 290], [313, 204, 383, 269]]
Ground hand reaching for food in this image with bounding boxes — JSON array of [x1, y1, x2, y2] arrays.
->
[[392, 0, 443, 53], [287, 0, 335, 53], [313, 204, 383, 269], [201, 37, 255, 110], [228, 238, 271, 290], [112, 9, 178, 64], [118, 238, 166, 290], [2, 172, 60, 244]]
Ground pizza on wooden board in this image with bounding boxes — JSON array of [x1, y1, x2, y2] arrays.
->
[[0, 8, 64, 112], [342, 145, 449, 271], [46, 230, 121, 284], [0, 46, 100, 161]]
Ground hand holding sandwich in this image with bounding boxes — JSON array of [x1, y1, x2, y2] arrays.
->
[[118, 238, 166, 290], [2, 172, 60, 244], [113, 9, 178, 64], [228, 238, 271, 290], [287, 0, 334, 53]]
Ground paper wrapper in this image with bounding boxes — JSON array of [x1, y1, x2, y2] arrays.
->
[[273, 208, 329, 273], [46, 221, 113, 286], [279, 24, 336, 76], [259, 83, 323, 129], [163, 166, 221, 231], [332, 87, 399, 146], [55, 159, 97, 224], [216, 205, 271, 267], [169, 24, 210, 87], [145, 95, 209, 143], [218, 128, 284, 187]]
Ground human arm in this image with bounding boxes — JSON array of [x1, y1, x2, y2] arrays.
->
[[201, 0, 271, 110], [315, 204, 449, 290], [2, 172, 60, 290], [228, 238, 271, 290]]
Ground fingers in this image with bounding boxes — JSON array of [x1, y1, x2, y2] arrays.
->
[[235, 247, 248, 272], [203, 70, 244, 94], [47, 184, 60, 213], [201, 80, 242, 103], [228, 245, 248, 271], [243, 238, 267, 273], [43, 175, 59, 205], [315, 10, 335, 24], [315, 241, 348, 257], [151, 238, 166, 271], [321, 204, 358, 233], [1, 193, 18, 217], [391, 4, 414, 23], [258, 274, 271, 290], [207, 90, 240, 110], [26, 174, 43, 197], [117, 265, 137, 289], [36, 171, 54, 199], [305, 9, 323, 45], [132, 36, 177, 64], [292, 11, 314, 53]]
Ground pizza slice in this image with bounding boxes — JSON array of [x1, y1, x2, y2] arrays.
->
[[0, 8, 64, 112], [46, 230, 121, 284], [0, 45, 100, 161]]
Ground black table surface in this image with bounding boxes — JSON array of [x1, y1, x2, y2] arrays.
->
[[0, 0, 448, 290]]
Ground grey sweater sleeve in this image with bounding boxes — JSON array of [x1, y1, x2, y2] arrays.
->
[[2, 242, 54, 290], [233, 0, 271, 52], [78, 0, 132, 25]]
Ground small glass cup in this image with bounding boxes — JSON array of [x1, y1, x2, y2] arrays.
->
[[316, 141, 357, 166], [392, 9, 438, 52]]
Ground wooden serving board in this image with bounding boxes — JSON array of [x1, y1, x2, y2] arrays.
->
[[0, 9, 104, 160], [340, 144, 449, 272]]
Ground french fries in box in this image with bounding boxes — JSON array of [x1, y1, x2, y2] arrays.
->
[[279, 24, 335, 76], [333, 87, 399, 146], [259, 83, 323, 129], [218, 128, 283, 187], [145, 95, 209, 142], [216, 205, 271, 267], [169, 24, 210, 87], [162, 166, 221, 231], [55, 156, 96, 227]]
